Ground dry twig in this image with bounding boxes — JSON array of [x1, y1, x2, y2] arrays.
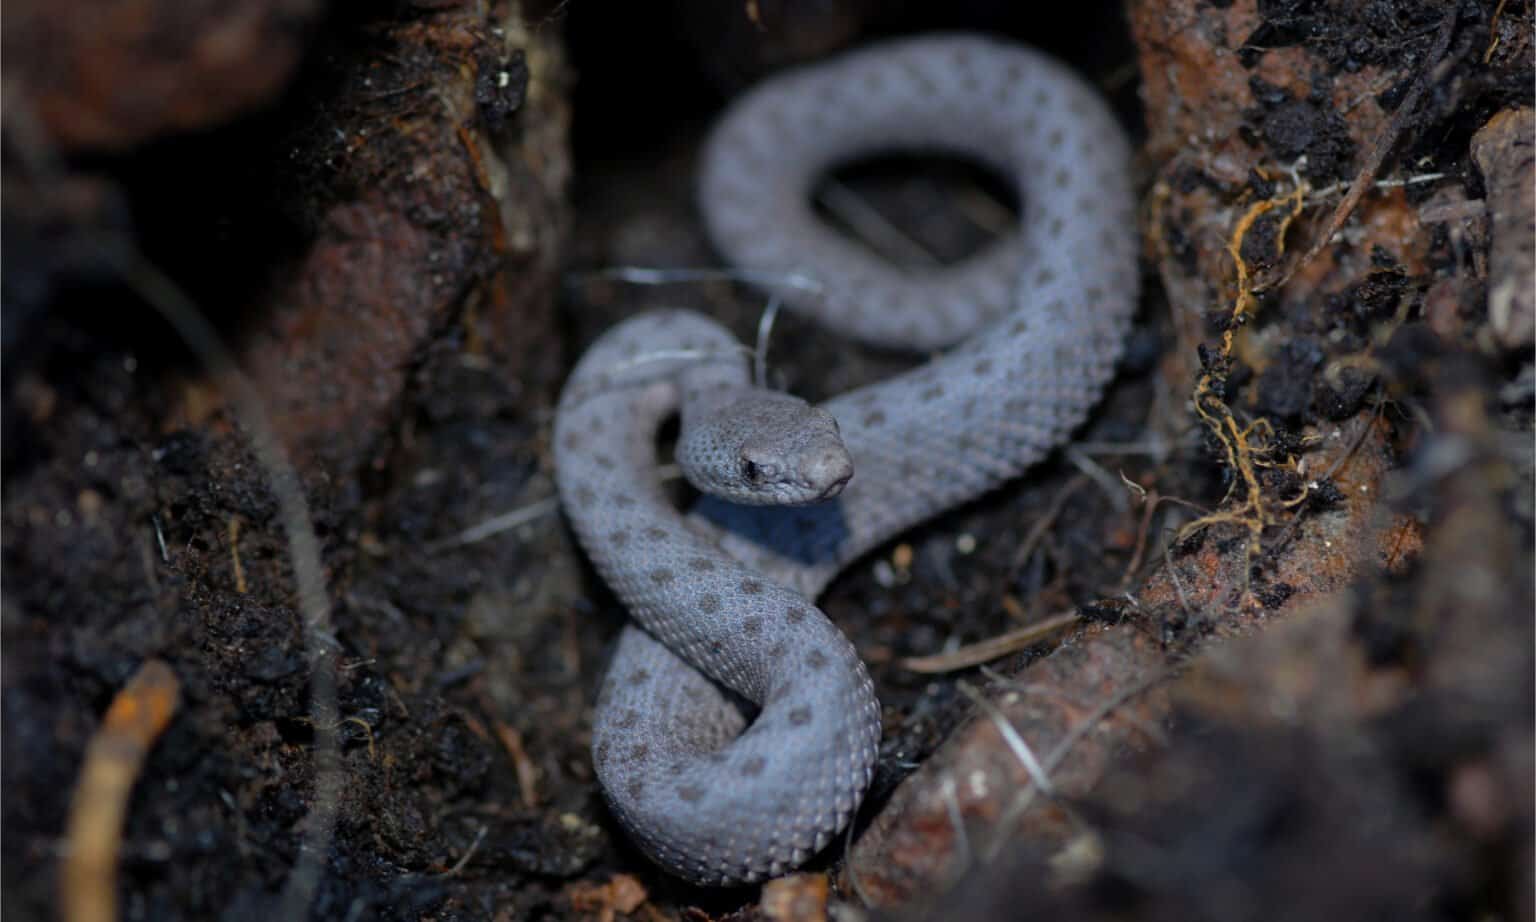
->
[[62, 660, 182, 922]]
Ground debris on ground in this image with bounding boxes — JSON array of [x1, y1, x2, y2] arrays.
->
[[3, 1, 1530, 920]]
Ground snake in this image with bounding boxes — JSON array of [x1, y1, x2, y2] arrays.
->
[[553, 34, 1139, 886]]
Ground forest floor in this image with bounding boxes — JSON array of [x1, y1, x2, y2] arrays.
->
[[2, 1, 1531, 920]]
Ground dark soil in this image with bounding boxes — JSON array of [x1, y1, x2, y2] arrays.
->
[[3, 1, 1531, 921]]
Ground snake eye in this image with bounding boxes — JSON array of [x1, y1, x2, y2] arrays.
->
[[742, 459, 761, 483]]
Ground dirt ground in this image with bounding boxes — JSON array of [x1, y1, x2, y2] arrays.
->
[[2, 1, 1532, 920]]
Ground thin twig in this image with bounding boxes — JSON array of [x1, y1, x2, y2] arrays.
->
[[939, 773, 973, 876], [439, 824, 488, 878], [753, 295, 783, 388], [1163, 542, 1196, 619], [900, 611, 1081, 673], [1009, 475, 1090, 576], [1117, 494, 1162, 595], [568, 265, 824, 298], [425, 496, 560, 553], [982, 670, 1170, 862], [1267, 406, 1382, 556], [1258, 5, 1460, 295], [986, 677, 1171, 749], [1065, 446, 1131, 513], [228, 517, 247, 594], [117, 255, 342, 921], [816, 177, 945, 267], [957, 682, 1054, 797], [62, 660, 181, 922]]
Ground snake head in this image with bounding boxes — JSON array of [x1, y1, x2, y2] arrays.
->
[[679, 392, 853, 506]]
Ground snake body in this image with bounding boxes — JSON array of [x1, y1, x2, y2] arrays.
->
[[554, 34, 1138, 885]]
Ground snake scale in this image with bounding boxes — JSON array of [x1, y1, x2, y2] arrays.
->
[[554, 34, 1139, 885]]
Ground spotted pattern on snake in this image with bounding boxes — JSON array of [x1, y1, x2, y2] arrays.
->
[[554, 34, 1139, 886]]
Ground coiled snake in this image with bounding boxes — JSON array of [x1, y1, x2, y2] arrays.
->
[[554, 34, 1138, 885]]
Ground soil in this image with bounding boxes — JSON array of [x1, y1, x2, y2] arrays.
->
[[2, 1, 1531, 921]]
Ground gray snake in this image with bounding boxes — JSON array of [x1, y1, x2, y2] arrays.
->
[[554, 34, 1138, 885]]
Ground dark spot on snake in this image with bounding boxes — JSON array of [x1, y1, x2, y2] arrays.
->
[[1010, 319, 1029, 336], [595, 740, 611, 765], [651, 569, 675, 585], [741, 755, 766, 777], [611, 529, 630, 547], [645, 526, 667, 540], [786, 607, 808, 624], [1048, 128, 1064, 149], [630, 742, 649, 761], [562, 432, 582, 451], [628, 668, 650, 685], [1086, 286, 1104, 303], [699, 593, 722, 614], [743, 616, 763, 635], [863, 410, 886, 427], [618, 709, 639, 729], [788, 706, 813, 726], [613, 494, 636, 508], [769, 641, 788, 658], [1053, 168, 1070, 187], [740, 578, 764, 595], [806, 650, 828, 670], [973, 358, 993, 375], [1035, 268, 1056, 286], [594, 454, 615, 470], [627, 779, 644, 801], [574, 486, 595, 507], [689, 557, 715, 572], [1049, 217, 1066, 236], [921, 385, 943, 401], [678, 785, 704, 803], [588, 416, 605, 434]]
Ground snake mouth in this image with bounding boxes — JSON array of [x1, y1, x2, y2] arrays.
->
[[814, 469, 853, 501]]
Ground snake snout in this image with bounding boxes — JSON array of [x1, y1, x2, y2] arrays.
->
[[805, 445, 854, 500]]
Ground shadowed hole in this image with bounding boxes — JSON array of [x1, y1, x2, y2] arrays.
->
[[813, 154, 1020, 268]]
